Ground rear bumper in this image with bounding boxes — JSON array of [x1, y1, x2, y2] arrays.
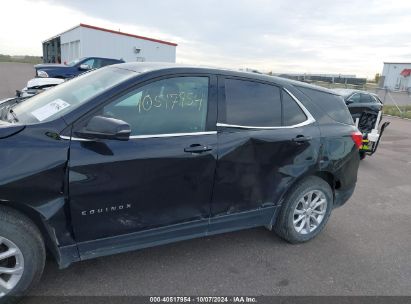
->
[[334, 185, 356, 208]]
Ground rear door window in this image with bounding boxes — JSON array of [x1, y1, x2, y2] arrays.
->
[[102, 59, 116, 67], [224, 78, 282, 127], [92, 59, 104, 69], [282, 90, 307, 126]]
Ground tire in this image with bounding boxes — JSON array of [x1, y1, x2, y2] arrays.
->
[[274, 176, 333, 244], [359, 151, 367, 160], [0, 206, 45, 303]]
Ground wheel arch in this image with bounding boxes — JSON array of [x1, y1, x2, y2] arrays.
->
[[0, 202, 64, 266], [267, 170, 339, 230], [313, 171, 341, 192], [286, 171, 340, 203]]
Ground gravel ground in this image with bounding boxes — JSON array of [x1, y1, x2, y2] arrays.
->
[[0, 62, 33, 99]]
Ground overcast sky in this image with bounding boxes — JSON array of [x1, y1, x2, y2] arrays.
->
[[1, 0, 410, 78]]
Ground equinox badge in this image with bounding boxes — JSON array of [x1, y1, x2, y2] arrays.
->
[[81, 204, 132, 216]]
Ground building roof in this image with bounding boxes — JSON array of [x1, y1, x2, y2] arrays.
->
[[43, 23, 178, 47], [80, 23, 178, 46]]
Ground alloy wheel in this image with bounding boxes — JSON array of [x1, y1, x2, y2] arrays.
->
[[293, 190, 328, 235], [0, 236, 24, 297]]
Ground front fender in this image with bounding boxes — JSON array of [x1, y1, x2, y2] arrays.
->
[[0, 121, 79, 266]]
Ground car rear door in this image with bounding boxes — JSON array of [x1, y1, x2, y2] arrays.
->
[[68, 74, 218, 243], [209, 77, 321, 232]]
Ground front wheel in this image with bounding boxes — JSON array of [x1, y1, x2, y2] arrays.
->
[[0, 206, 45, 302], [274, 176, 333, 244]]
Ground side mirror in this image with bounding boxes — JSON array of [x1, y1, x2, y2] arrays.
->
[[79, 64, 91, 71], [345, 99, 354, 105], [76, 116, 131, 141]]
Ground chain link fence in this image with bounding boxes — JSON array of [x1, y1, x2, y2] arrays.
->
[[368, 88, 411, 119]]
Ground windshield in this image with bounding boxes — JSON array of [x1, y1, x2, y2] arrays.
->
[[11, 67, 136, 124]]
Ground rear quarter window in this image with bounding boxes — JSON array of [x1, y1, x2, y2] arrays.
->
[[296, 86, 353, 125]]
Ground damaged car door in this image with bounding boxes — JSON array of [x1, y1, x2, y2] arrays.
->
[[210, 77, 321, 231], [67, 75, 218, 247]]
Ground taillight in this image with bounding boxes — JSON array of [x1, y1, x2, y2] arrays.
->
[[351, 131, 363, 149]]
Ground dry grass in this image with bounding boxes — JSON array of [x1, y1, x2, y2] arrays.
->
[[383, 105, 411, 119]]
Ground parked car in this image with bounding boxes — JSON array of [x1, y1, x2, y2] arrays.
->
[[17, 77, 65, 98], [34, 57, 125, 79], [332, 88, 389, 160], [333, 89, 383, 133], [0, 78, 65, 121], [0, 63, 361, 301]]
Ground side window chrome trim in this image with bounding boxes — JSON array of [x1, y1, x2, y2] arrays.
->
[[60, 131, 217, 142], [130, 131, 217, 139], [217, 87, 316, 130]]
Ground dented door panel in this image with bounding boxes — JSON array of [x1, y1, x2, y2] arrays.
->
[[212, 125, 321, 217]]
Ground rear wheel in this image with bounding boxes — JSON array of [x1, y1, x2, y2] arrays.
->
[[274, 176, 333, 243], [0, 206, 45, 302]]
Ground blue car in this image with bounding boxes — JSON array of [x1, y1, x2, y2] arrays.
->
[[34, 57, 125, 79]]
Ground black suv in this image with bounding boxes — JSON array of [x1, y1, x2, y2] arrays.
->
[[0, 63, 361, 300]]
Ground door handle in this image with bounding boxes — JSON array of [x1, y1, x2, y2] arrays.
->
[[292, 135, 312, 143], [184, 144, 213, 154]]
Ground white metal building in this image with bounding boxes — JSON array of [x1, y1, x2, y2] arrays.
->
[[381, 62, 411, 91], [42, 23, 177, 64]]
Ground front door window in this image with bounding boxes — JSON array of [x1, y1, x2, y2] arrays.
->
[[103, 77, 209, 136]]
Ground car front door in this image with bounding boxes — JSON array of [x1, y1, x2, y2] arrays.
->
[[210, 77, 320, 232], [68, 75, 217, 244]]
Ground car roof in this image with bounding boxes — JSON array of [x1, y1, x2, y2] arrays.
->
[[332, 88, 378, 97], [112, 62, 340, 95], [332, 88, 361, 96], [89, 57, 124, 61]]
